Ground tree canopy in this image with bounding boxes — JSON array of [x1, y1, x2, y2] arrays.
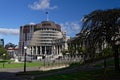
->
[[0, 45, 8, 59], [81, 8, 120, 71], [82, 8, 120, 47]]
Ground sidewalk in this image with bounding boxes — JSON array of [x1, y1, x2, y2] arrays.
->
[[0, 66, 39, 73], [0, 67, 40, 80]]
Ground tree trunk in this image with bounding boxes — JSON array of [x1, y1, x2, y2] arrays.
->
[[113, 45, 120, 71], [104, 57, 107, 69]]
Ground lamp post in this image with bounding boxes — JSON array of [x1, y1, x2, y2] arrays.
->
[[24, 46, 27, 72], [3, 54, 6, 68]]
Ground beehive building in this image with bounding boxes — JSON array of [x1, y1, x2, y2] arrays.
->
[[19, 21, 69, 59]]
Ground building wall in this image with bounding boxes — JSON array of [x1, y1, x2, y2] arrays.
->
[[19, 24, 34, 55], [19, 21, 68, 59], [0, 39, 4, 46]]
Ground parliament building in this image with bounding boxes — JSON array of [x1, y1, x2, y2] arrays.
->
[[19, 21, 69, 60]]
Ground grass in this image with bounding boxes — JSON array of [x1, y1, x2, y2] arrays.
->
[[1, 58, 120, 80], [95, 58, 120, 67], [0, 60, 43, 68], [16, 59, 120, 80], [34, 68, 120, 80]]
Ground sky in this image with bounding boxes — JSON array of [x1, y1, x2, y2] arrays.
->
[[0, 0, 119, 45]]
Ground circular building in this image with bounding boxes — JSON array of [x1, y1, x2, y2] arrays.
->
[[19, 21, 68, 59]]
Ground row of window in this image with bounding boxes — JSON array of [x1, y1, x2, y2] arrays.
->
[[34, 28, 60, 31]]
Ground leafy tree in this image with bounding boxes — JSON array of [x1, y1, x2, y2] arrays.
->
[[61, 49, 68, 56], [76, 46, 88, 62], [68, 46, 74, 57], [101, 47, 113, 69], [5, 42, 16, 49], [81, 8, 120, 71], [0, 45, 10, 59], [102, 47, 113, 57]]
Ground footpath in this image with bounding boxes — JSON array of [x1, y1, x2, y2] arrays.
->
[[0, 67, 39, 80]]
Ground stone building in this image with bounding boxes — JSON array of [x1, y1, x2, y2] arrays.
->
[[0, 39, 4, 46], [19, 21, 69, 59]]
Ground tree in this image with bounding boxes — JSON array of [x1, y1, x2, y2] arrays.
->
[[68, 45, 76, 57], [81, 8, 120, 71], [80, 47, 88, 62], [61, 49, 68, 56], [102, 47, 113, 69], [0, 45, 9, 59], [5, 42, 16, 49]]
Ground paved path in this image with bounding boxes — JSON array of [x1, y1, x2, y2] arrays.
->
[[0, 72, 23, 80], [0, 67, 39, 72], [0, 67, 39, 80]]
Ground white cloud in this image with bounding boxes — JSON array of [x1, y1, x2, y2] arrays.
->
[[29, 22, 36, 25], [61, 21, 81, 37], [29, 0, 57, 10], [0, 28, 19, 35]]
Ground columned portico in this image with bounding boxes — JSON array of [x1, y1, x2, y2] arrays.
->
[[32, 46, 34, 55], [44, 46, 46, 55], [29, 46, 54, 56], [28, 42, 68, 60], [36, 46, 38, 55], [40, 46, 42, 55]]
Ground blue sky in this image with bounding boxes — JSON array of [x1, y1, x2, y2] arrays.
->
[[0, 0, 119, 45]]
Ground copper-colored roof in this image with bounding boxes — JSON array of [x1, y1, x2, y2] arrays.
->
[[35, 21, 61, 31]]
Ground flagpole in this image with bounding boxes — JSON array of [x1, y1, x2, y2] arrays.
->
[[46, 12, 49, 21]]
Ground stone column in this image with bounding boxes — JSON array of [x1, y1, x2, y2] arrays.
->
[[52, 46, 54, 55], [56, 45, 58, 55], [54, 46, 56, 55], [36, 46, 38, 55], [59, 45, 61, 55], [40, 46, 42, 55], [30, 47, 32, 55], [45, 46, 46, 55], [62, 44, 64, 50], [32, 46, 34, 55], [58, 45, 59, 55]]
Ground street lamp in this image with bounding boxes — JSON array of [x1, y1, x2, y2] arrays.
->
[[24, 46, 27, 72], [3, 54, 6, 68]]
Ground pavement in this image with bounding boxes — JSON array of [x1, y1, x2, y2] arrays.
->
[[0, 67, 39, 80], [0, 72, 23, 80]]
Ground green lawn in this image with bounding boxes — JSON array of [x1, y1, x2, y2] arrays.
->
[[0, 61, 43, 68], [95, 58, 120, 67], [15, 59, 120, 80], [34, 68, 120, 80]]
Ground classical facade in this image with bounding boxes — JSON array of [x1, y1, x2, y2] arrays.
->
[[19, 21, 69, 59], [6, 46, 19, 58]]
